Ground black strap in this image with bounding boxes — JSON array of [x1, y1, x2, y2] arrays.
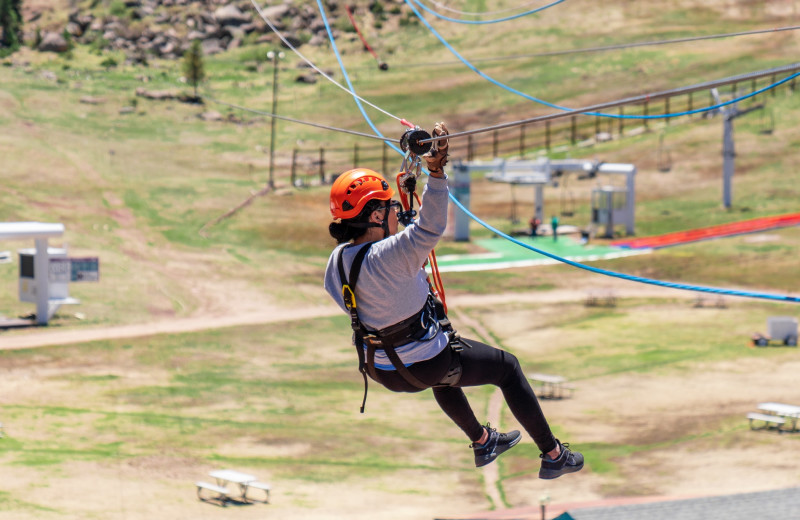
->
[[337, 243, 374, 413]]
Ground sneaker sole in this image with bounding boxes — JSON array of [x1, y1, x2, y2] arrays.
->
[[475, 433, 522, 468], [538, 460, 584, 479]]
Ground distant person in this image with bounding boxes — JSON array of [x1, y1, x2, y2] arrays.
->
[[551, 215, 559, 241], [529, 216, 540, 237], [579, 228, 590, 245], [323, 122, 583, 478]]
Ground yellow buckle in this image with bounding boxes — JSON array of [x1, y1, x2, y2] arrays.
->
[[342, 284, 357, 310]]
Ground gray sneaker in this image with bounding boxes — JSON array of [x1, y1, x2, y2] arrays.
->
[[539, 439, 584, 479], [470, 425, 521, 468]]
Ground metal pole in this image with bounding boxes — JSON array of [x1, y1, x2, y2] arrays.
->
[[268, 51, 282, 190], [290, 148, 298, 186], [545, 121, 551, 151], [723, 114, 734, 209], [643, 100, 649, 131], [570, 116, 577, 144], [319, 147, 325, 183]]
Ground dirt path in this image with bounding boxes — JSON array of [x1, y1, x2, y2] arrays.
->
[[0, 284, 700, 351]]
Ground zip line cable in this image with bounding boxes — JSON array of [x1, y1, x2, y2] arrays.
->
[[201, 95, 399, 142], [412, 0, 566, 24], [405, 0, 800, 121], [418, 65, 800, 143], [250, 0, 402, 123], [315, 0, 800, 304], [421, 0, 557, 17]]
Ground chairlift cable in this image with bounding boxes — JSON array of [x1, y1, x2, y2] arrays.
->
[[420, 0, 558, 17], [411, 0, 566, 24], [405, 0, 800, 122], [417, 67, 800, 143], [407, 25, 800, 65]]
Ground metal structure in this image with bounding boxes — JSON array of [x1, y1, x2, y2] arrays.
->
[[711, 88, 765, 209], [0, 222, 66, 325], [267, 50, 285, 190], [451, 158, 636, 240]]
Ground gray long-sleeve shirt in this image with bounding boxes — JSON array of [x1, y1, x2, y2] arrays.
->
[[324, 175, 450, 369]]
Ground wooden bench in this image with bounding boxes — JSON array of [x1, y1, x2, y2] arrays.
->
[[196, 481, 230, 506], [747, 412, 786, 430], [245, 481, 271, 503]]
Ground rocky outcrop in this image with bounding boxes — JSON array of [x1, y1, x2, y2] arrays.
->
[[26, 0, 406, 62], [38, 32, 70, 53]]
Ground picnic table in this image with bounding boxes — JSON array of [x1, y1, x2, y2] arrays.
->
[[756, 402, 800, 431], [529, 373, 574, 399], [196, 469, 271, 506]]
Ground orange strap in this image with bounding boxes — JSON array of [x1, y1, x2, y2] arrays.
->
[[396, 173, 448, 313]]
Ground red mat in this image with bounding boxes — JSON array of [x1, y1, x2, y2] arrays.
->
[[612, 212, 800, 249]]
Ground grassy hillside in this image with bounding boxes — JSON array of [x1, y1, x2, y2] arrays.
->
[[1, 3, 800, 517], [2, 0, 799, 324]]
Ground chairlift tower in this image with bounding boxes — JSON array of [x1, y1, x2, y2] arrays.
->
[[450, 158, 636, 240], [711, 88, 764, 209]]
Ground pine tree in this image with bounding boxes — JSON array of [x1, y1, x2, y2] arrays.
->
[[183, 40, 205, 100], [0, 0, 22, 51]]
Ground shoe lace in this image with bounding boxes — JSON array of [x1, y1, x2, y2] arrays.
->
[[469, 423, 496, 449], [540, 440, 569, 460]]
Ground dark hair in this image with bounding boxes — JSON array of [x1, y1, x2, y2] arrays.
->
[[329, 199, 386, 244]]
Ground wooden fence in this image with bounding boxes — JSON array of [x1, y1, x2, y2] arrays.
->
[[287, 73, 796, 186]]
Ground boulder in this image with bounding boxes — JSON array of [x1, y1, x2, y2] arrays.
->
[[186, 30, 205, 41], [309, 33, 327, 46], [214, 5, 250, 26], [295, 73, 317, 84], [260, 4, 292, 20], [201, 38, 224, 55], [135, 87, 177, 100], [280, 33, 303, 49], [199, 111, 223, 121], [38, 32, 69, 53], [80, 96, 106, 104]]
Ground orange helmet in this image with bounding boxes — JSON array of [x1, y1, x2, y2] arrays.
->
[[330, 168, 395, 220]]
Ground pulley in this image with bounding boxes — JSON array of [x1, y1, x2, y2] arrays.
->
[[400, 129, 433, 156]]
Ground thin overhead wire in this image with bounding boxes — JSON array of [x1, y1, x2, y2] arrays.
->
[[421, 0, 555, 16], [420, 25, 800, 65], [250, 0, 402, 122], [418, 65, 800, 143], [316, 0, 800, 304], [202, 95, 399, 142], [411, 0, 566, 24], [405, 0, 800, 121]]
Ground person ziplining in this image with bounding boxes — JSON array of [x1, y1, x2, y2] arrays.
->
[[323, 122, 583, 478]]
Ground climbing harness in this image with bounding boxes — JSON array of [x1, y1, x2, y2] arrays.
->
[[337, 124, 466, 412], [337, 241, 465, 413]]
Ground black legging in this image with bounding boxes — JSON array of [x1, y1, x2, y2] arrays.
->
[[374, 338, 558, 454]]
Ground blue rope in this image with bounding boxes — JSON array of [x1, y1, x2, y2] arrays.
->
[[447, 196, 800, 303], [405, 0, 800, 119], [412, 0, 566, 24], [316, 0, 800, 304]]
